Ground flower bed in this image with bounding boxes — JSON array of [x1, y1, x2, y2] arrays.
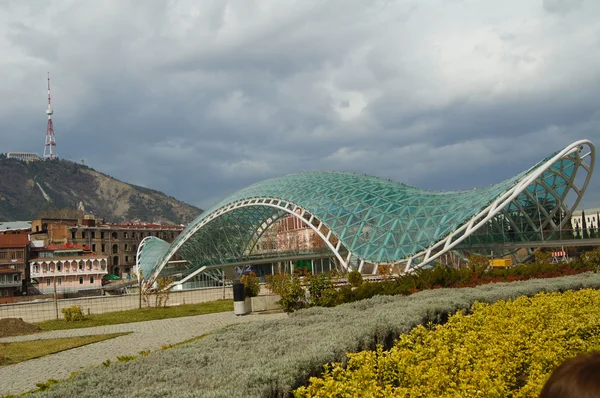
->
[[32, 272, 600, 398], [295, 289, 600, 397]]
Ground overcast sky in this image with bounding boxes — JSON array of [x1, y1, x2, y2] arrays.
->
[[1, 0, 599, 211]]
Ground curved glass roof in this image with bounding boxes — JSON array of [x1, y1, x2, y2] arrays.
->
[[139, 140, 595, 281]]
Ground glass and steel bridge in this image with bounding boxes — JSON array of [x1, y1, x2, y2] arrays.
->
[[137, 140, 594, 285]]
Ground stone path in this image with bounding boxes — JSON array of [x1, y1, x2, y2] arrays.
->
[[0, 312, 287, 396]]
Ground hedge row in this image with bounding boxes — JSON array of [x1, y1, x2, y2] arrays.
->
[[295, 289, 600, 397], [269, 256, 595, 313], [34, 272, 600, 398]]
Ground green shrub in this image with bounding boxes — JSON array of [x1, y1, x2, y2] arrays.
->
[[280, 275, 307, 312], [241, 272, 261, 297], [347, 270, 363, 287], [581, 247, 600, 272], [61, 305, 85, 322], [307, 273, 338, 307]]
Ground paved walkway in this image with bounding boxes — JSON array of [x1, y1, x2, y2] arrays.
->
[[0, 312, 287, 396]]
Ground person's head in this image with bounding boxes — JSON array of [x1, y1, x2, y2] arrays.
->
[[540, 352, 600, 398]]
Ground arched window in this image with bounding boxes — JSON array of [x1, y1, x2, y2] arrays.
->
[[112, 244, 118, 254]]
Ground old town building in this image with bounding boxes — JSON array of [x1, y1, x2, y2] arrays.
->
[[29, 242, 108, 295]]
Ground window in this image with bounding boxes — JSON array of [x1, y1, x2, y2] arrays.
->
[[101, 231, 105, 239], [92, 244, 96, 252], [57, 264, 62, 272], [36, 226, 40, 232], [46, 279, 51, 286], [133, 244, 137, 252], [112, 244, 118, 254], [78, 262, 83, 270], [81, 231, 87, 239], [111, 232, 118, 239], [125, 256, 129, 263], [113, 256, 119, 266], [13, 274, 20, 282], [16, 251, 23, 259], [101, 244, 106, 253], [125, 244, 130, 252], [58, 277, 62, 286], [71, 231, 76, 239], [33, 265, 39, 273], [3, 289, 8, 297], [124, 232, 129, 239], [0, 251, 7, 259], [79, 277, 84, 284], [91, 231, 96, 239], [90, 276, 94, 284]]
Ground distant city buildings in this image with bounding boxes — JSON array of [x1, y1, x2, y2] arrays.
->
[[6, 152, 40, 162], [570, 208, 600, 234], [0, 216, 184, 302], [30, 215, 184, 280]]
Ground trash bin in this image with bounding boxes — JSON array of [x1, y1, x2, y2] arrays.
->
[[233, 282, 247, 315]]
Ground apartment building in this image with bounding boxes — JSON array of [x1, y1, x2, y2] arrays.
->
[[29, 242, 108, 294], [0, 225, 30, 298]]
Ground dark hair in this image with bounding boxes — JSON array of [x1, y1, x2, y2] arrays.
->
[[539, 352, 600, 398]]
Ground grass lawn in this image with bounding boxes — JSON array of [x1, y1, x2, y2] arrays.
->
[[0, 333, 129, 366], [36, 300, 233, 331]]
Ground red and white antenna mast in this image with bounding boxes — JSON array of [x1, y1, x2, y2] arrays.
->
[[43, 72, 57, 159]]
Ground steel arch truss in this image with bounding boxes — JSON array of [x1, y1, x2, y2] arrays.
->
[[404, 140, 594, 271], [145, 199, 347, 285], [139, 140, 595, 283]]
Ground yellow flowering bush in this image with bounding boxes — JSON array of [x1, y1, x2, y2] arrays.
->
[[295, 289, 600, 398]]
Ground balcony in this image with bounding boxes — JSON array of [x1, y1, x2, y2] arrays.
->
[[0, 278, 21, 288], [30, 266, 108, 278], [30, 258, 109, 279]]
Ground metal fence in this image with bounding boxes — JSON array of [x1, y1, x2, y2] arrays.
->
[[0, 285, 234, 323]]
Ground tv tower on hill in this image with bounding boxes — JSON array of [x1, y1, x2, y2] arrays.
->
[[43, 72, 57, 159]]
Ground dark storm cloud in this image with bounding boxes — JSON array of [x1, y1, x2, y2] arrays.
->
[[1, 0, 600, 212]]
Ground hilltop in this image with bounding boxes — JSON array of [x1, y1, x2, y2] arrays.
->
[[0, 155, 202, 224]]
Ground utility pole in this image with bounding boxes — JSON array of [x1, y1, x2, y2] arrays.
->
[[53, 274, 59, 320], [222, 269, 226, 300]]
